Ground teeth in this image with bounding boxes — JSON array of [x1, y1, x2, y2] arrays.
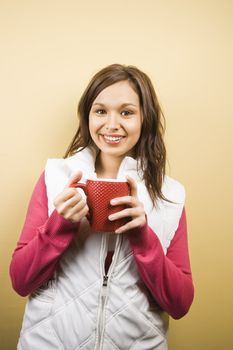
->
[[104, 135, 123, 141]]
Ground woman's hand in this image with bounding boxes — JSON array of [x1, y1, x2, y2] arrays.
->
[[108, 176, 146, 234], [53, 171, 89, 223]]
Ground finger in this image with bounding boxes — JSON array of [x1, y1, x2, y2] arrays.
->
[[109, 207, 143, 221], [115, 217, 145, 234], [67, 200, 88, 217], [110, 195, 138, 207], [66, 171, 83, 188], [54, 188, 81, 206], [114, 219, 138, 234], [65, 204, 89, 223], [126, 175, 138, 198], [62, 192, 85, 209], [57, 196, 85, 217], [71, 205, 89, 222]]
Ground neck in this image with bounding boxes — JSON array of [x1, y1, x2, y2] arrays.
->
[[95, 153, 123, 179]]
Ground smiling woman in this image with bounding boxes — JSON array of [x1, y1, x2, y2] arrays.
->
[[88, 81, 142, 176], [10, 64, 194, 350], [66, 64, 167, 204]]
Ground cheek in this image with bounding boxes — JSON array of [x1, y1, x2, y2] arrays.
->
[[128, 121, 142, 138], [89, 118, 103, 141], [89, 118, 97, 133], [89, 116, 102, 129], [88, 119, 95, 141]]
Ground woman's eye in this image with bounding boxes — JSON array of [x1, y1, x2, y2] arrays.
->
[[95, 109, 106, 115], [121, 110, 133, 117]]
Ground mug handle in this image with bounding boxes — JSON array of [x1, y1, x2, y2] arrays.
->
[[69, 182, 90, 221], [69, 182, 87, 195]]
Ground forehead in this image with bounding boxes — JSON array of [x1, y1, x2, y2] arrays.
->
[[93, 80, 140, 107]]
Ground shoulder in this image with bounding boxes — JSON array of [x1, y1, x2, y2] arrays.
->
[[44, 158, 71, 188], [45, 148, 96, 177], [45, 153, 79, 167], [44, 154, 79, 182], [162, 175, 186, 204], [45, 151, 87, 171]]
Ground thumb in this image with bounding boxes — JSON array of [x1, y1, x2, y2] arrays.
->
[[66, 171, 83, 188], [126, 175, 138, 197]]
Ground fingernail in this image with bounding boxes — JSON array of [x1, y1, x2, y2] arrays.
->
[[111, 199, 117, 205], [108, 215, 114, 221]]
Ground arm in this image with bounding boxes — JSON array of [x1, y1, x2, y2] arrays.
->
[[128, 208, 194, 319], [9, 172, 79, 297]]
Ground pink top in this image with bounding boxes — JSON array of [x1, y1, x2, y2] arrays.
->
[[9, 172, 194, 319]]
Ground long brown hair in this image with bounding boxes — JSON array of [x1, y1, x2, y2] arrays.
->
[[65, 64, 167, 206]]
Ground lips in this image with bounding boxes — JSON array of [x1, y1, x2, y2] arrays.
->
[[101, 134, 125, 144]]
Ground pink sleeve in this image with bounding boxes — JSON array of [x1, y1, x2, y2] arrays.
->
[[128, 208, 194, 319], [9, 172, 79, 297]]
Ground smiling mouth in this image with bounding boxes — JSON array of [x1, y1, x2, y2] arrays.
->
[[102, 135, 125, 143]]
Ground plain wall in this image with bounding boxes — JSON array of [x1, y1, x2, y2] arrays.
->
[[1, 1, 233, 349]]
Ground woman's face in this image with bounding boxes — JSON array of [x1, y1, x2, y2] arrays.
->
[[89, 80, 142, 160]]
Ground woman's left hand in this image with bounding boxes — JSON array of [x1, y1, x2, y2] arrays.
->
[[108, 176, 146, 234]]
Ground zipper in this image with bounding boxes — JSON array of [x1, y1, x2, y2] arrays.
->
[[96, 276, 108, 349], [95, 234, 122, 350], [95, 234, 109, 349], [103, 275, 108, 287]]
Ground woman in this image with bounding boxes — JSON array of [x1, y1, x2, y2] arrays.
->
[[10, 64, 194, 349]]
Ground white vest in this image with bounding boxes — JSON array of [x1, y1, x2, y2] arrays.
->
[[18, 147, 185, 350]]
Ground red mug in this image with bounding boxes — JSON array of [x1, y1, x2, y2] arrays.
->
[[71, 179, 130, 232]]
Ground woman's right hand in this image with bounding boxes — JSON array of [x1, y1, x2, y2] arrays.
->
[[53, 171, 89, 223]]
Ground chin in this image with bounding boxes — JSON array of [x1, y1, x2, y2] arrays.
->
[[100, 147, 127, 157]]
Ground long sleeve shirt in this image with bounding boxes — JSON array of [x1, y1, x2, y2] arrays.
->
[[9, 172, 194, 319]]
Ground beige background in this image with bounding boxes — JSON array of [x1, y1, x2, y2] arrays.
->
[[1, 1, 233, 349]]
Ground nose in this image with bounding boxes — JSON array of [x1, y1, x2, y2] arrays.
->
[[105, 114, 120, 130]]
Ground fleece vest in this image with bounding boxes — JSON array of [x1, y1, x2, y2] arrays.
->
[[18, 147, 185, 350]]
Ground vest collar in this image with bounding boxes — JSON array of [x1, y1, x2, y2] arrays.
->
[[68, 147, 142, 181]]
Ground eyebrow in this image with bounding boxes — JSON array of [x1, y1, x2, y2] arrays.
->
[[92, 102, 138, 108]]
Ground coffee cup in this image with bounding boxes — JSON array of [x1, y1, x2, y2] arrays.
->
[[71, 178, 130, 232]]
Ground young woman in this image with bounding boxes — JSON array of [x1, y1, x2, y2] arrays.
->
[[10, 64, 194, 350]]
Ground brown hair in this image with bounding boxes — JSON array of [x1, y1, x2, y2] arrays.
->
[[65, 64, 167, 206]]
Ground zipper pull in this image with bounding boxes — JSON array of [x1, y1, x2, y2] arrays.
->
[[103, 275, 108, 287]]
